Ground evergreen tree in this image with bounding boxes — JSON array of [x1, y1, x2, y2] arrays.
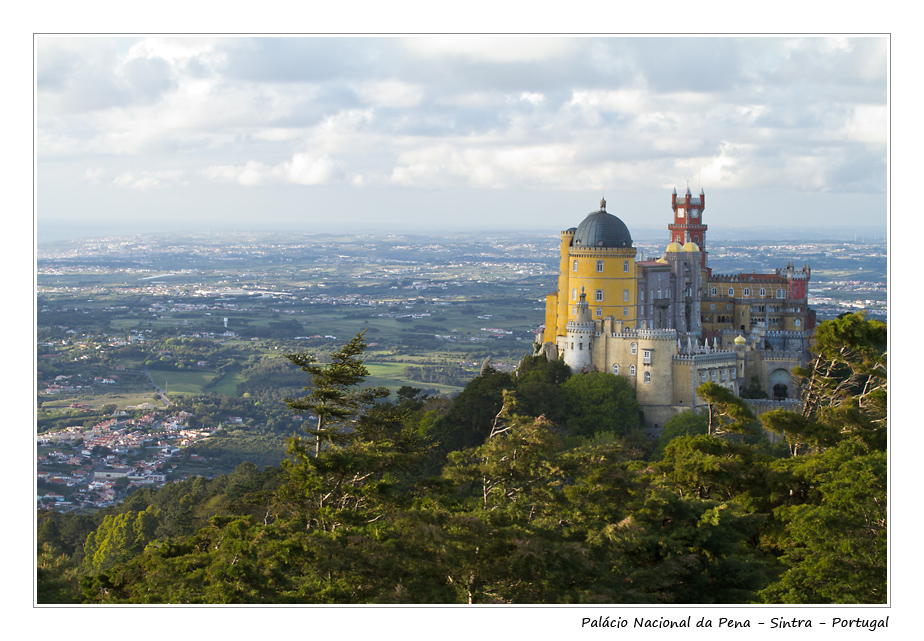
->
[[284, 331, 389, 456]]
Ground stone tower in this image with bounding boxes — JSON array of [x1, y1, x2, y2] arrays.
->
[[668, 185, 708, 268]]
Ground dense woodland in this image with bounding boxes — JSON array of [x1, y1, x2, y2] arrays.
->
[[37, 312, 886, 604]]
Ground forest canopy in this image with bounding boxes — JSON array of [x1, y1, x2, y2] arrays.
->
[[38, 313, 887, 605]]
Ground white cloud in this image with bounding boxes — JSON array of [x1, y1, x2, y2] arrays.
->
[[201, 153, 344, 186], [113, 170, 187, 190], [284, 153, 344, 185], [843, 105, 888, 145], [402, 36, 576, 63], [82, 167, 108, 184], [355, 81, 424, 108]]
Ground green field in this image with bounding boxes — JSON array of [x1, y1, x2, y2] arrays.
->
[[148, 370, 219, 396]]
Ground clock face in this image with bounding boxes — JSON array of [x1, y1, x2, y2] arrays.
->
[[677, 208, 685, 218], [691, 208, 700, 218]]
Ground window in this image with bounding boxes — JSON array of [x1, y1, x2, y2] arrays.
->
[[596, 260, 604, 272], [623, 260, 629, 273], [640, 290, 644, 301], [728, 287, 734, 296], [572, 288, 576, 301], [644, 371, 651, 384], [623, 307, 628, 317], [623, 289, 629, 302], [721, 370, 727, 382], [710, 303, 715, 310], [760, 288, 766, 297], [579, 342, 583, 350], [777, 289, 785, 299], [795, 318, 801, 327], [573, 260, 578, 272], [612, 363, 619, 375], [711, 287, 717, 296], [629, 365, 636, 376], [630, 342, 637, 355], [743, 288, 750, 296], [596, 308, 602, 317], [643, 350, 651, 364], [701, 371, 707, 383], [711, 370, 717, 381], [595, 289, 603, 302]]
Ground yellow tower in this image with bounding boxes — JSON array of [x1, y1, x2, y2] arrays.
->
[[543, 198, 638, 345]]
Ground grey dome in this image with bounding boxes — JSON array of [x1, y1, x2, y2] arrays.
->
[[572, 209, 633, 249]]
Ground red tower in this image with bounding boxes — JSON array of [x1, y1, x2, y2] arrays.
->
[[668, 185, 708, 268]]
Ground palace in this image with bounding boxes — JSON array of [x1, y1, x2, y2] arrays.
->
[[539, 187, 815, 428]]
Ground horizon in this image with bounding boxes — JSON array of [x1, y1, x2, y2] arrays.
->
[[37, 216, 888, 246]]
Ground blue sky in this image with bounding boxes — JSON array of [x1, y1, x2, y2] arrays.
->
[[36, 36, 888, 240]]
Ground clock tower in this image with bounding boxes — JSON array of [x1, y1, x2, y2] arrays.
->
[[668, 185, 708, 268]]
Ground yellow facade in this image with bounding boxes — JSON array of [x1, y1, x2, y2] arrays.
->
[[547, 233, 637, 342]]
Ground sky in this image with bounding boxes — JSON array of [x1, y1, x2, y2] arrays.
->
[[36, 35, 888, 241]]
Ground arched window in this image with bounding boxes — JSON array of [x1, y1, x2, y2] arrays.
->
[[629, 365, 636, 376], [612, 363, 619, 375], [760, 288, 766, 297], [623, 260, 629, 273], [728, 287, 734, 296], [630, 342, 637, 354], [644, 371, 651, 384], [743, 288, 750, 296], [572, 260, 578, 272]]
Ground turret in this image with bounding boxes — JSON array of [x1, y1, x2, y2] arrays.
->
[[564, 288, 595, 372]]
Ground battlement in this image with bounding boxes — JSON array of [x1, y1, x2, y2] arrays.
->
[[604, 328, 677, 340], [673, 351, 738, 365], [709, 273, 787, 284], [759, 350, 806, 362]]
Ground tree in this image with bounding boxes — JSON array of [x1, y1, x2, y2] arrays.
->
[[759, 443, 886, 603], [560, 371, 643, 437], [758, 313, 887, 455], [82, 506, 162, 574], [792, 312, 886, 449], [697, 382, 756, 438], [284, 331, 389, 456], [430, 368, 515, 454], [653, 411, 709, 459]]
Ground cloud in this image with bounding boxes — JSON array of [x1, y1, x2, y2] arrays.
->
[[38, 35, 888, 219], [201, 152, 345, 186], [82, 167, 108, 184], [113, 170, 187, 190], [401, 37, 577, 63]]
